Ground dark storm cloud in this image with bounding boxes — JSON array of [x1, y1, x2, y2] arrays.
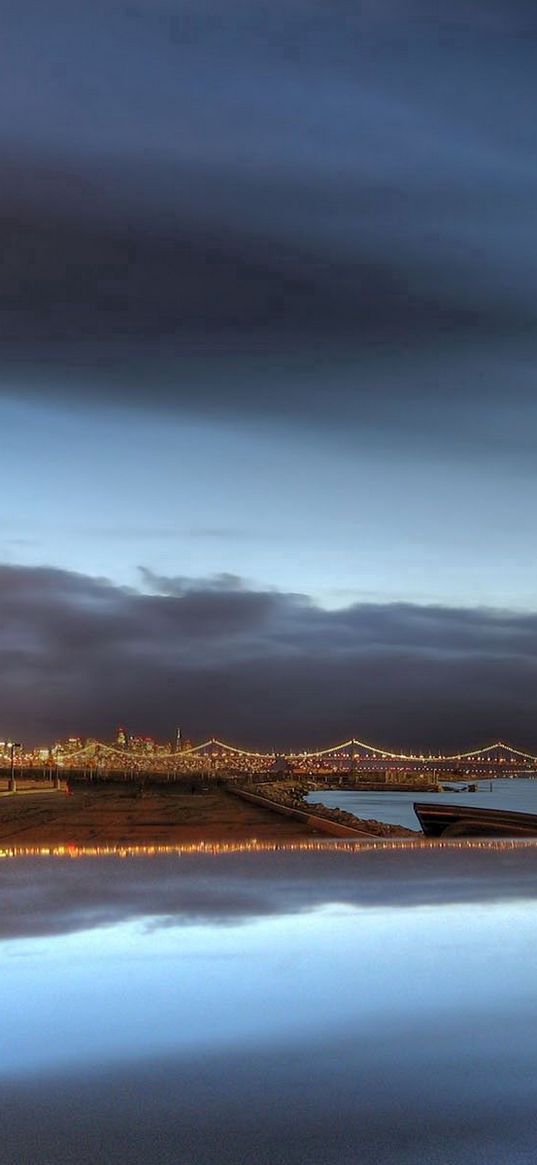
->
[[1, 1, 537, 443], [2, 563, 537, 748], [1, 849, 535, 943]]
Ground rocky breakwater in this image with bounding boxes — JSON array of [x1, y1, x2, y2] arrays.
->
[[254, 781, 419, 838]]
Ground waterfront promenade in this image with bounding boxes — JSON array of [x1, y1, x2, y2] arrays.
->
[[0, 785, 326, 848]]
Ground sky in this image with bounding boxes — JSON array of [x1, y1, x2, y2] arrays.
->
[[2, 1, 537, 746]]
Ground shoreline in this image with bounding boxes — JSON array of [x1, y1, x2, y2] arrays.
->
[[247, 780, 419, 837], [0, 781, 416, 847]]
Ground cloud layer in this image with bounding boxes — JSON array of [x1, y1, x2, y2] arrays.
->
[[1, 0, 537, 453], [1, 563, 537, 748], [1, 848, 535, 942]]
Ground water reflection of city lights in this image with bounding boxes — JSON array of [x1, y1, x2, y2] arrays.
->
[[0, 838, 536, 859]]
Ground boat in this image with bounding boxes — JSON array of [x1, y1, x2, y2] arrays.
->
[[414, 801, 537, 838]]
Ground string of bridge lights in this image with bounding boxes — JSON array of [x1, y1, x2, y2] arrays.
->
[[4, 736, 537, 766]]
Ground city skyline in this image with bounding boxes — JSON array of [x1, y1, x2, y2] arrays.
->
[[2, 2, 537, 743], [4, 729, 537, 766]]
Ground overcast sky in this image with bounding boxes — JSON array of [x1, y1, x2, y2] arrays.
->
[[2, 1, 537, 745]]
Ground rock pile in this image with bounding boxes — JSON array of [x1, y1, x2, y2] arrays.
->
[[252, 781, 418, 837]]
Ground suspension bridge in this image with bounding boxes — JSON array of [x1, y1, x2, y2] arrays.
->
[[3, 737, 537, 779]]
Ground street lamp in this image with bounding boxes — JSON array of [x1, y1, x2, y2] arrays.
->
[[8, 741, 21, 793]]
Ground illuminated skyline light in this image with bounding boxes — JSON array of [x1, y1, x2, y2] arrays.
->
[[4, 735, 537, 767]]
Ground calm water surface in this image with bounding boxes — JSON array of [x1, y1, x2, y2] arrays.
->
[[1, 848, 537, 1164], [307, 776, 537, 830]]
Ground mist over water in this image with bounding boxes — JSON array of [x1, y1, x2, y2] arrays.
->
[[2, 848, 537, 1164]]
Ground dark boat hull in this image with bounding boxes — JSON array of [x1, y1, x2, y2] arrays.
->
[[414, 801, 537, 838]]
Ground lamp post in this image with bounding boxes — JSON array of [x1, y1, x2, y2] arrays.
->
[[8, 741, 21, 793]]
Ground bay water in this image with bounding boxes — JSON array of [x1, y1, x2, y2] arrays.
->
[[1, 847, 537, 1164], [306, 776, 537, 830]]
